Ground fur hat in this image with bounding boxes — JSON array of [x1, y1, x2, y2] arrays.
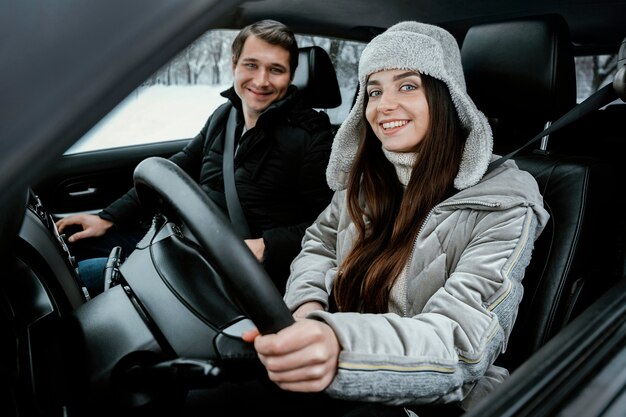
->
[[326, 21, 493, 191]]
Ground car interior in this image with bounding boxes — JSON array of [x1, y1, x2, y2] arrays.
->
[[1, 1, 625, 416], [461, 13, 624, 371], [2, 43, 345, 417]]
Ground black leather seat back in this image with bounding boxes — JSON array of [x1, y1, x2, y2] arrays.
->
[[461, 15, 620, 371], [506, 155, 617, 369], [462, 14, 576, 155], [292, 46, 342, 109]]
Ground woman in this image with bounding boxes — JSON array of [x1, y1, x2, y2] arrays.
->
[[242, 21, 549, 415]]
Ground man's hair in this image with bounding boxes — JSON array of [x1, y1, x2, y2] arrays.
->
[[231, 19, 299, 78]]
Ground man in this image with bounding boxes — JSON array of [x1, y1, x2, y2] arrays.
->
[[56, 19, 335, 296]]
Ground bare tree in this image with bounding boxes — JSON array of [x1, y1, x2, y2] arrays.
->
[[592, 54, 617, 91], [183, 32, 213, 84], [143, 62, 175, 85], [575, 54, 618, 100], [336, 42, 364, 88], [296, 35, 318, 48]]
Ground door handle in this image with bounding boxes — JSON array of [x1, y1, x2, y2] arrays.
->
[[68, 187, 97, 197]]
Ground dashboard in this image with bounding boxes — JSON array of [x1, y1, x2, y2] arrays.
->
[[19, 191, 89, 309]]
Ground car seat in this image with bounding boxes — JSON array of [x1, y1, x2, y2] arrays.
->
[[292, 45, 342, 110], [461, 14, 622, 371]]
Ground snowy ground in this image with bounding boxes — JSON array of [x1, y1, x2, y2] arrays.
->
[[68, 85, 229, 153]]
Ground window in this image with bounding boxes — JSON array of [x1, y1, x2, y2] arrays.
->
[[575, 54, 618, 103], [67, 30, 365, 154]]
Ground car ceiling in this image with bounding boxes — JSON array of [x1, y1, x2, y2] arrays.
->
[[0, 0, 624, 212], [232, 0, 626, 53]]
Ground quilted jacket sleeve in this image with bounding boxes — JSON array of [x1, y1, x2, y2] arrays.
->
[[302, 203, 542, 406]]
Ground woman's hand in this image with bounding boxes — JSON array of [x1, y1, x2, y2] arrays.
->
[[242, 318, 340, 392], [293, 301, 325, 319]]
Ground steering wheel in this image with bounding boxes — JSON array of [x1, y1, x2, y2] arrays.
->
[[132, 156, 294, 334]]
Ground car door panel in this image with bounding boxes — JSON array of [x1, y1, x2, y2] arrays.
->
[[34, 139, 189, 216]]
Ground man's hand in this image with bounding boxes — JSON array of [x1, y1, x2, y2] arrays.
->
[[55, 214, 114, 242]]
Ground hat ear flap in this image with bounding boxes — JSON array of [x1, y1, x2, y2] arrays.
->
[[326, 82, 369, 191]]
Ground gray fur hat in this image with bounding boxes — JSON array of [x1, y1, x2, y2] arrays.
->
[[326, 21, 493, 191]]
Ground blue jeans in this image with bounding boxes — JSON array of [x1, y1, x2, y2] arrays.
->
[[70, 225, 147, 298], [67, 225, 147, 262], [77, 257, 108, 298]]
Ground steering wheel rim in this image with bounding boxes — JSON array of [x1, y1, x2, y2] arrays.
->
[[133, 156, 294, 334]]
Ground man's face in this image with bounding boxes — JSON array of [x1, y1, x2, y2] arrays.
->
[[232, 35, 291, 121]]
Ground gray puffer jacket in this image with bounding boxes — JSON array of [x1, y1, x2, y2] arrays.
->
[[284, 159, 550, 408]]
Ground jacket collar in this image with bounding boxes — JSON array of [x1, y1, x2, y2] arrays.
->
[[220, 85, 299, 127]]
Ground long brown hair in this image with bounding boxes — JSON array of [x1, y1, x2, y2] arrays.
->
[[333, 74, 467, 313]]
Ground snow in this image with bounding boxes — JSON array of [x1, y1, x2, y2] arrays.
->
[[67, 84, 354, 154], [68, 85, 229, 153]]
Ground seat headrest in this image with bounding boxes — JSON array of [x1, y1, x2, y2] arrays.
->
[[461, 14, 576, 122], [292, 46, 342, 109]]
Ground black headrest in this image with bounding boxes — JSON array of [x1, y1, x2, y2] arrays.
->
[[461, 14, 576, 122], [292, 46, 342, 109]]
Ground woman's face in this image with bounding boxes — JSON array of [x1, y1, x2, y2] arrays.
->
[[365, 70, 430, 153]]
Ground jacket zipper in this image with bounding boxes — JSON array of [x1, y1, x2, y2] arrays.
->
[[399, 199, 502, 316]]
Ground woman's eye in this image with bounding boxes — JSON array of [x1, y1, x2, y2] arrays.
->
[[400, 84, 417, 91], [368, 89, 381, 98]]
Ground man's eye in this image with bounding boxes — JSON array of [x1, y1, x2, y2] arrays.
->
[[245, 63, 257, 69], [270, 67, 285, 74]]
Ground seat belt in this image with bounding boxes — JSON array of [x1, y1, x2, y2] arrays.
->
[[222, 106, 252, 239], [486, 83, 619, 174], [488, 36, 625, 173]]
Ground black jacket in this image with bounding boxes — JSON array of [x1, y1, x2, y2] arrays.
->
[[99, 86, 335, 291]]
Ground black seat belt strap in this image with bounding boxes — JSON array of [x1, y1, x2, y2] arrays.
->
[[223, 106, 252, 239], [486, 84, 618, 173]]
